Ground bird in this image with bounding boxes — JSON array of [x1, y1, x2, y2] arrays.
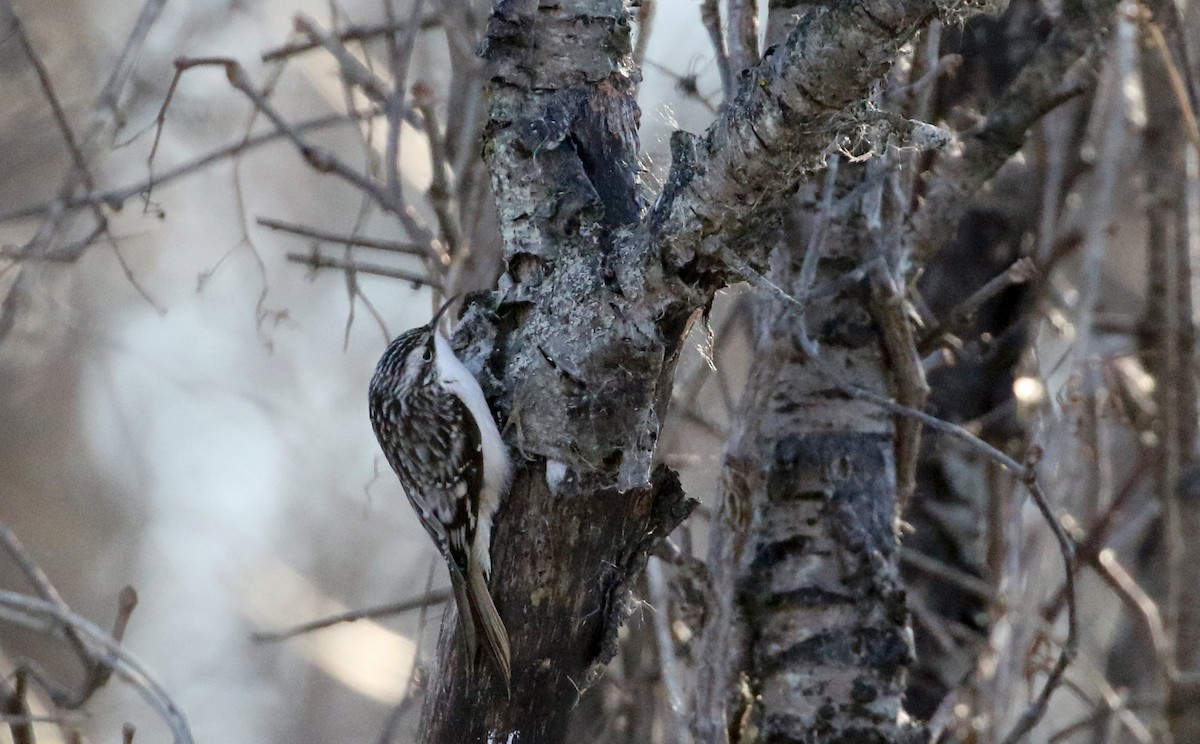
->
[[368, 297, 513, 685]]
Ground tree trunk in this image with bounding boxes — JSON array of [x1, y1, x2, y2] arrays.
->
[[718, 339, 920, 742], [417, 0, 1011, 739], [420, 465, 692, 740]]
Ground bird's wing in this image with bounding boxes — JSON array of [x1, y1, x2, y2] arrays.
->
[[372, 388, 484, 569]]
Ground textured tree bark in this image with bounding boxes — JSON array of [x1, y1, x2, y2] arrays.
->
[[420, 3, 699, 740], [420, 465, 692, 741], [726, 353, 919, 743], [417, 0, 1013, 739], [697, 199, 928, 743], [691, 0, 1123, 738]]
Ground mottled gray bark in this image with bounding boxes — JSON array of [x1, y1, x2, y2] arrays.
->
[[421, 3, 697, 739], [418, 0, 1017, 739], [701, 311, 920, 743], [692, 0, 1122, 740]]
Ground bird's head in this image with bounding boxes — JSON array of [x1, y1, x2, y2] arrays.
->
[[371, 296, 457, 393]]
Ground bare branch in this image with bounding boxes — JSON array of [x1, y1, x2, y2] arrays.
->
[[0, 591, 193, 744], [10, 12, 98, 196], [918, 257, 1038, 352], [725, 0, 759, 77], [652, 0, 1003, 273], [257, 216, 429, 257], [168, 56, 435, 256], [869, 261, 930, 508], [645, 559, 689, 744], [699, 0, 731, 101], [97, 0, 168, 119], [0, 111, 381, 224], [0, 673, 35, 744], [633, 0, 654, 68], [252, 588, 451, 642], [1140, 16, 1200, 156], [293, 13, 392, 104], [412, 81, 464, 256], [287, 249, 439, 289], [901, 549, 997, 603], [261, 16, 440, 63], [909, 0, 1119, 262]]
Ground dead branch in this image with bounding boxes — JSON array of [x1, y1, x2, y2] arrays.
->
[[0, 591, 193, 744], [257, 216, 429, 257], [0, 524, 190, 744], [287, 249, 439, 289], [918, 257, 1038, 353], [645, 558, 689, 744], [261, 16, 440, 63], [251, 588, 451, 643]]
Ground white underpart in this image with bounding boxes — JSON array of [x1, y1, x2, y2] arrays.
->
[[434, 332, 512, 577]]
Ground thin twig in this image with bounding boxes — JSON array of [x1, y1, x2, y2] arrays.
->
[[1140, 16, 1200, 155], [795, 156, 840, 305], [869, 261, 929, 508], [998, 453, 1078, 744], [901, 549, 998, 603], [1090, 549, 1173, 676], [918, 257, 1038, 352], [294, 13, 392, 104], [412, 81, 464, 256], [97, 0, 168, 119], [262, 16, 440, 62], [2, 525, 144, 709], [642, 59, 718, 113], [252, 588, 450, 643], [9, 8, 109, 261], [699, 0, 731, 101], [383, 0, 426, 209], [645, 558, 689, 744], [0, 713, 86, 726], [0, 673, 34, 744], [11, 14, 97, 196], [288, 250, 439, 289], [907, 587, 962, 655], [257, 216, 428, 256], [0, 525, 93, 685], [169, 56, 438, 261], [675, 401, 730, 439], [0, 111, 380, 224], [0, 591, 193, 744], [376, 556, 441, 744]]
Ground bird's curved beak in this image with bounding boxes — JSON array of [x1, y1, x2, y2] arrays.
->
[[430, 294, 460, 332]]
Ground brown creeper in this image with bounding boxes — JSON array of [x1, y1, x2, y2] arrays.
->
[[368, 298, 512, 684]]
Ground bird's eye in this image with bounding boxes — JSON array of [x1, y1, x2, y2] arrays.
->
[[422, 346, 433, 363]]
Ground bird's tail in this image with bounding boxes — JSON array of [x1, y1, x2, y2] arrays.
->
[[448, 566, 478, 665], [448, 561, 512, 687], [467, 559, 512, 687]]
